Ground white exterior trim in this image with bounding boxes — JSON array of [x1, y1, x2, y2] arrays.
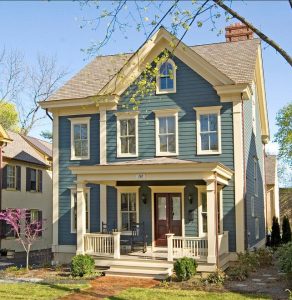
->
[[116, 112, 139, 158], [196, 185, 207, 238], [52, 113, 59, 250], [116, 186, 140, 235], [69, 117, 91, 160], [232, 101, 245, 253], [156, 58, 177, 94], [194, 106, 222, 155], [154, 109, 179, 156], [149, 186, 185, 248]]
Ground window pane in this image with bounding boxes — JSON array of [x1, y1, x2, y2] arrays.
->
[[167, 116, 175, 133], [201, 133, 209, 150], [81, 140, 88, 156], [200, 115, 209, 132], [159, 135, 168, 152], [172, 196, 181, 221], [128, 119, 135, 135], [120, 137, 128, 153], [129, 137, 136, 154], [158, 197, 166, 220], [129, 212, 137, 225], [202, 214, 208, 233], [166, 78, 174, 89], [31, 169, 36, 181], [121, 213, 129, 231], [210, 133, 218, 150], [160, 63, 168, 76], [129, 193, 136, 211], [160, 77, 167, 90], [168, 135, 176, 152], [121, 194, 128, 211], [74, 124, 80, 140], [209, 114, 217, 131], [80, 124, 88, 139], [202, 192, 207, 212], [120, 120, 127, 136], [74, 140, 82, 157], [159, 117, 167, 134]]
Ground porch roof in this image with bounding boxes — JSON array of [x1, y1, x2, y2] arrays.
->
[[69, 157, 233, 186]]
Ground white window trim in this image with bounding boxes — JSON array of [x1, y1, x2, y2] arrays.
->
[[70, 187, 90, 234], [255, 217, 259, 240], [196, 185, 223, 237], [69, 117, 91, 160], [194, 106, 222, 155], [6, 164, 16, 190], [154, 108, 179, 156], [156, 59, 177, 94], [254, 158, 258, 197], [117, 186, 140, 235], [115, 112, 139, 158], [251, 195, 255, 217]]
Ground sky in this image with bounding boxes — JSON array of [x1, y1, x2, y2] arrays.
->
[[0, 0, 291, 156]]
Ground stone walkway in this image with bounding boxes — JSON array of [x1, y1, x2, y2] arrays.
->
[[225, 265, 291, 300], [61, 276, 159, 300]]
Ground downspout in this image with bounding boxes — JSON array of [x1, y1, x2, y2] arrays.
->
[[46, 109, 53, 121], [214, 172, 219, 268], [241, 93, 248, 250]]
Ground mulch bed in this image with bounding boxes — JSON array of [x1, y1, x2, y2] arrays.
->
[[61, 276, 159, 300]]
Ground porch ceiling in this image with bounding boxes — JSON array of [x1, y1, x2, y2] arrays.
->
[[69, 157, 233, 186]]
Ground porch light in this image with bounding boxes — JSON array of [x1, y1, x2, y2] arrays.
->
[[142, 194, 147, 204], [188, 194, 193, 204]]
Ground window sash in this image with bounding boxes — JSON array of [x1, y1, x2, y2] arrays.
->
[[7, 165, 16, 189], [159, 62, 174, 91], [120, 192, 137, 232], [119, 119, 136, 155], [72, 192, 89, 232], [73, 123, 89, 158], [158, 116, 176, 153], [200, 114, 218, 151]]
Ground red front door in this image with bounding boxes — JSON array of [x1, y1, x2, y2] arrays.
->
[[154, 193, 182, 246]]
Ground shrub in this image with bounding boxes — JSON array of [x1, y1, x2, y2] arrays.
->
[[275, 242, 292, 274], [271, 216, 281, 247], [282, 216, 292, 244], [204, 269, 225, 285], [254, 248, 273, 267], [226, 265, 249, 281], [174, 257, 197, 281], [237, 251, 260, 272], [71, 254, 95, 277]]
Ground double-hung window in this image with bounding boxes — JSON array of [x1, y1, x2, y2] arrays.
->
[[7, 165, 16, 189], [154, 108, 179, 156], [116, 112, 138, 157], [4, 165, 21, 191], [194, 106, 222, 155], [69, 117, 91, 160], [71, 189, 90, 233], [118, 187, 139, 234], [26, 168, 42, 192], [156, 59, 176, 94]]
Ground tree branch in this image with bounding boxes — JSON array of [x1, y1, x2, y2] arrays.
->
[[213, 0, 292, 66]]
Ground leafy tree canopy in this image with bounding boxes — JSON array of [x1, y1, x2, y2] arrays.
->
[[0, 101, 19, 131]]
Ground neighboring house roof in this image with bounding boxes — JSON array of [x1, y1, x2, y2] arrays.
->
[[265, 155, 277, 185], [48, 38, 260, 102], [0, 124, 13, 144], [22, 135, 52, 158], [3, 131, 52, 167]]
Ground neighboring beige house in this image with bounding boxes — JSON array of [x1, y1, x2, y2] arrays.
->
[[265, 155, 280, 231], [0, 128, 52, 253], [280, 188, 292, 226]]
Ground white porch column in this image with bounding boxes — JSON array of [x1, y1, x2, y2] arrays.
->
[[99, 107, 107, 229], [166, 233, 174, 262], [113, 232, 121, 259], [76, 183, 86, 255], [206, 179, 217, 264]]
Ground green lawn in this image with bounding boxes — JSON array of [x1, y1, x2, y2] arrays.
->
[[0, 283, 89, 300], [107, 288, 271, 300]]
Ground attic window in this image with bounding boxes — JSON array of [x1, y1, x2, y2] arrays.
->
[[156, 59, 176, 94]]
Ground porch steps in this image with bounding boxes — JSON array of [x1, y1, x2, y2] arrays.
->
[[94, 257, 173, 280]]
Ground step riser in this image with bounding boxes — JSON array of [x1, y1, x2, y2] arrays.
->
[[104, 271, 168, 280], [110, 265, 172, 271]]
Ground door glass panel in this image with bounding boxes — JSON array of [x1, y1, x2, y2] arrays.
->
[[172, 196, 181, 220], [201, 192, 207, 212], [157, 197, 167, 220], [202, 214, 208, 233]]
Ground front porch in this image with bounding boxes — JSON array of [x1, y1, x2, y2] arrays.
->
[[69, 157, 233, 275]]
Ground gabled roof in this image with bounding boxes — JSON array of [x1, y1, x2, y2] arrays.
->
[[3, 131, 52, 167], [48, 33, 260, 102], [265, 155, 277, 185], [22, 135, 52, 158]]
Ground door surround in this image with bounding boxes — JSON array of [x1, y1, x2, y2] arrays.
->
[[149, 186, 185, 248]]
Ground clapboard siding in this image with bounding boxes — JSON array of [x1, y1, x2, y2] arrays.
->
[[58, 114, 100, 245], [244, 86, 266, 248], [106, 55, 236, 251]]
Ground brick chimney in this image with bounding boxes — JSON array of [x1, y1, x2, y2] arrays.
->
[[225, 22, 253, 42]]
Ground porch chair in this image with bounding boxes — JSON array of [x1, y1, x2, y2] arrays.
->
[[131, 222, 147, 253]]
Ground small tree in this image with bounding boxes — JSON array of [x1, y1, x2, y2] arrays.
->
[[0, 209, 44, 270], [271, 216, 281, 248], [282, 215, 292, 244]]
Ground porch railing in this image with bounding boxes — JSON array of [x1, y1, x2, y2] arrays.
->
[[84, 232, 120, 258], [166, 234, 208, 261]]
